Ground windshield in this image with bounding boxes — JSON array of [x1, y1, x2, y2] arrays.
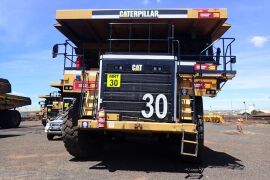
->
[[55, 115, 64, 120]]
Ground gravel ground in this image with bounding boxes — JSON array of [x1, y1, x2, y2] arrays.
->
[[0, 120, 269, 180]]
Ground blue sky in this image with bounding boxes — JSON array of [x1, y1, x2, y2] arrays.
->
[[0, 0, 270, 111]]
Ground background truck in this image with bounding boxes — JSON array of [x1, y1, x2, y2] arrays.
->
[[0, 78, 31, 128], [52, 8, 236, 161], [38, 80, 73, 126], [38, 92, 62, 126]]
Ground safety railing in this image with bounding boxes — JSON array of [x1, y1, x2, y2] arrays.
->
[[108, 23, 175, 55], [198, 38, 236, 72], [52, 40, 84, 71]]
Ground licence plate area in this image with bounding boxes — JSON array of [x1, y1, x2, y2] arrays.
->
[[100, 57, 176, 122], [49, 126, 61, 131]]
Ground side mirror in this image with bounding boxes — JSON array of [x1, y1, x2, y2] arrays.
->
[[52, 44, 59, 58], [39, 101, 44, 105], [230, 57, 236, 64]]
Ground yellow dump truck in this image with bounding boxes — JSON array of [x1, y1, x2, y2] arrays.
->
[[38, 80, 73, 126], [0, 78, 31, 128], [52, 8, 236, 161], [38, 92, 62, 126]]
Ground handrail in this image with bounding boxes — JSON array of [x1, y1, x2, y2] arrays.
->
[[108, 22, 175, 54], [53, 40, 83, 72], [197, 38, 236, 73], [200, 39, 220, 55]]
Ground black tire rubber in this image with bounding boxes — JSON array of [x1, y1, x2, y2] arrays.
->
[[195, 96, 204, 162], [62, 98, 101, 159], [0, 110, 21, 128], [0, 111, 4, 128], [41, 119, 47, 126], [47, 134, 54, 140]]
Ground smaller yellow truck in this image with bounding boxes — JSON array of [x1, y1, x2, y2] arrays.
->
[[0, 78, 31, 128], [38, 92, 62, 126]]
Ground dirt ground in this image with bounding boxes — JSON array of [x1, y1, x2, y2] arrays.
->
[[0, 120, 269, 180]]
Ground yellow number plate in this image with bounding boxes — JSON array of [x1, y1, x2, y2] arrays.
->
[[107, 73, 121, 87]]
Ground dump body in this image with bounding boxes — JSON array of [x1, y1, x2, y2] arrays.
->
[[0, 78, 31, 110], [0, 78, 31, 128], [53, 8, 236, 160]]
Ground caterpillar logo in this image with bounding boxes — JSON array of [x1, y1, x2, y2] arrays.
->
[[132, 64, 143, 72], [119, 10, 159, 18]]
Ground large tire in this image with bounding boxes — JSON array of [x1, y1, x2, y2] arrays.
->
[[0, 111, 4, 127], [47, 134, 54, 141], [0, 110, 21, 128], [195, 96, 204, 162], [62, 98, 101, 159]]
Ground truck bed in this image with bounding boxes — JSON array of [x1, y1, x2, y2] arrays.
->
[[0, 78, 31, 110]]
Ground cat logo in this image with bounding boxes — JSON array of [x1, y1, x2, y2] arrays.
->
[[132, 64, 143, 72]]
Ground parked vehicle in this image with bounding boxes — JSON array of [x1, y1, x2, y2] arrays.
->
[[45, 114, 64, 140]]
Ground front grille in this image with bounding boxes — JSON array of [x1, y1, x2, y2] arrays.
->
[[100, 56, 176, 122]]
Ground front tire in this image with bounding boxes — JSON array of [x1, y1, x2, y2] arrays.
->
[[47, 134, 54, 140], [62, 98, 100, 159]]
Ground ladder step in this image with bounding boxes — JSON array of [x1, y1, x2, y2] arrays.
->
[[181, 152, 197, 157], [182, 87, 192, 90], [181, 131, 198, 157], [180, 74, 193, 78], [182, 140, 198, 144], [182, 118, 192, 120], [181, 116, 193, 119], [182, 110, 194, 113]]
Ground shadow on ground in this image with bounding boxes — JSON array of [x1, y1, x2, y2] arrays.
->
[[0, 134, 22, 139], [70, 139, 245, 179]]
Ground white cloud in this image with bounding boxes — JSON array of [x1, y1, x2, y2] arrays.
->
[[250, 36, 269, 48], [12, 91, 25, 96], [143, 0, 150, 5], [156, 0, 161, 3]]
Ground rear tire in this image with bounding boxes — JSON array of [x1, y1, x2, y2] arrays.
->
[[0, 110, 21, 128]]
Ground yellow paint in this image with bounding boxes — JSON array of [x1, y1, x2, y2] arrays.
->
[[188, 8, 228, 19], [204, 114, 224, 123], [107, 73, 121, 88], [78, 119, 197, 133], [63, 70, 98, 93], [56, 10, 92, 20], [106, 113, 120, 121]]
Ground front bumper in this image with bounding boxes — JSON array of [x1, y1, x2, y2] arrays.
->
[[78, 119, 197, 133], [45, 125, 62, 135], [46, 130, 62, 135]]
